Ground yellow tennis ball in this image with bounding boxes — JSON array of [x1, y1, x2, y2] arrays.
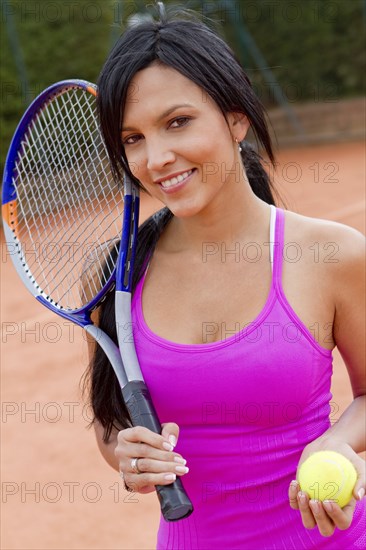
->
[[298, 451, 357, 508]]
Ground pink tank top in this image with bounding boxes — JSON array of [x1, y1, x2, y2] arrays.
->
[[131, 207, 365, 549]]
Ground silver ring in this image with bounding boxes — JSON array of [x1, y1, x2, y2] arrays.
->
[[131, 457, 142, 474]]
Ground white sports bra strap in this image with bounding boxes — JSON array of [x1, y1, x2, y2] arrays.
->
[[269, 205, 276, 273]]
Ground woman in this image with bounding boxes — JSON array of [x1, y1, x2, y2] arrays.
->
[[86, 10, 365, 549]]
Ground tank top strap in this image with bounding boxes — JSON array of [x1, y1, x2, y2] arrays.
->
[[272, 206, 285, 290]]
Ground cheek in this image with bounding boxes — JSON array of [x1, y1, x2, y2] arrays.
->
[[125, 153, 145, 180], [190, 119, 233, 160], [198, 138, 236, 180], [181, 134, 231, 167]]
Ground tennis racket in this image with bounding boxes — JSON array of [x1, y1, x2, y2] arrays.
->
[[1, 79, 193, 521]]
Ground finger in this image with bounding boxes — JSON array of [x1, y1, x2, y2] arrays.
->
[[350, 454, 366, 501], [308, 500, 335, 537], [322, 498, 356, 531], [289, 480, 300, 509], [297, 492, 316, 529], [133, 456, 189, 477], [161, 422, 180, 449], [119, 426, 175, 451], [117, 441, 186, 464], [124, 471, 181, 491]]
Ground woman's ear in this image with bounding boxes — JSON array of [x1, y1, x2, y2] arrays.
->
[[227, 112, 250, 142]]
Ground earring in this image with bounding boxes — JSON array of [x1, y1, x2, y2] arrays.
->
[[235, 138, 242, 153]]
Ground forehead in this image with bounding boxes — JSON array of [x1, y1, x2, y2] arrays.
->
[[123, 64, 214, 120]]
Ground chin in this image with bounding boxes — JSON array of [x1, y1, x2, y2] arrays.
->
[[168, 202, 203, 218]]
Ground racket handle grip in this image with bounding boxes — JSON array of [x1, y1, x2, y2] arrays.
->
[[122, 381, 193, 521]]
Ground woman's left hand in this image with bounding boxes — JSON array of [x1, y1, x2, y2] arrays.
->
[[288, 437, 366, 537]]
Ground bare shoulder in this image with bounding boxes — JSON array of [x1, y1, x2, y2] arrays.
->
[[283, 209, 365, 269]]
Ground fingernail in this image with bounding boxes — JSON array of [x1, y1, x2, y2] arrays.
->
[[168, 435, 177, 448], [310, 500, 319, 512], [358, 488, 365, 500], [298, 491, 306, 504], [164, 473, 176, 481], [174, 456, 187, 465], [175, 466, 189, 474], [323, 500, 333, 512], [290, 480, 299, 489], [162, 441, 174, 451]]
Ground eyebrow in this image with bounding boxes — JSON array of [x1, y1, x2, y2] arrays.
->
[[122, 103, 195, 132]]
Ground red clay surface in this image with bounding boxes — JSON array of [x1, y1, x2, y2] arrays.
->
[[1, 140, 365, 549]]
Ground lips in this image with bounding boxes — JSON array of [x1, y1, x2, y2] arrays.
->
[[158, 169, 194, 189]]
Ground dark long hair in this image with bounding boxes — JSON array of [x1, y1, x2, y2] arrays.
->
[[84, 10, 278, 442]]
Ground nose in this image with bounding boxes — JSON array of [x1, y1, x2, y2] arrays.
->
[[146, 137, 175, 172]]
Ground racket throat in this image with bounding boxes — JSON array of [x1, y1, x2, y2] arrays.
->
[[115, 290, 144, 382]]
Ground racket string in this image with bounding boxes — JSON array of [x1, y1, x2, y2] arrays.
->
[[27, 104, 111, 287], [16, 116, 106, 299], [13, 86, 123, 310]]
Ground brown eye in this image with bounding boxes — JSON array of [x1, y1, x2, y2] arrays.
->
[[169, 117, 191, 129], [123, 134, 142, 145]]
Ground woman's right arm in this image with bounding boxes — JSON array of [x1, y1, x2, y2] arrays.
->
[[88, 310, 189, 493]]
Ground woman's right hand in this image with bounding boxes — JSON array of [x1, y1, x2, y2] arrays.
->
[[115, 422, 189, 494]]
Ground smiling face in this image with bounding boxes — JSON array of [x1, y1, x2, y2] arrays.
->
[[121, 63, 250, 218]]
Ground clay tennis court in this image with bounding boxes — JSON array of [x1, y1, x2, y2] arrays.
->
[[1, 140, 365, 549]]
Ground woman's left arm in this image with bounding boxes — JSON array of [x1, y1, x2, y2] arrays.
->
[[289, 224, 366, 537]]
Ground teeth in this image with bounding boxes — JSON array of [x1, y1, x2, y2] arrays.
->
[[160, 170, 193, 189]]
